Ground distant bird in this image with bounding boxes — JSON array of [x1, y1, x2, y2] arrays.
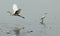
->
[[27, 30, 33, 33], [8, 4, 25, 19], [40, 16, 46, 24]]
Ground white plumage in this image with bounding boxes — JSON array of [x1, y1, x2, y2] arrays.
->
[[41, 16, 45, 19], [8, 4, 25, 19], [13, 4, 18, 14]]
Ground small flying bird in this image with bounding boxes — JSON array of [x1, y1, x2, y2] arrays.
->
[[40, 16, 46, 24], [27, 30, 33, 33], [8, 4, 25, 19]]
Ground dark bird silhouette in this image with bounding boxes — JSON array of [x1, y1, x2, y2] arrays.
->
[[40, 16, 46, 24]]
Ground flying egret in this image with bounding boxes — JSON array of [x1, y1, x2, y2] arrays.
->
[[8, 4, 25, 19]]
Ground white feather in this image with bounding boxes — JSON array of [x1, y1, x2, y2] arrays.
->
[[13, 4, 18, 14]]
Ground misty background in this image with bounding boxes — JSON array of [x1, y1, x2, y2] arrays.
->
[[0, 0, 60, 36]]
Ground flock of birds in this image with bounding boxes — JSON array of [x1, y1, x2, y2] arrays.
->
[[6, 3, 46, 36]]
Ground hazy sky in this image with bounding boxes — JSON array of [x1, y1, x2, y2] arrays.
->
[[0, 0, 60, 36]]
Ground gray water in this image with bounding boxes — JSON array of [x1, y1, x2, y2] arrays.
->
[[0, 0, 60, 36]]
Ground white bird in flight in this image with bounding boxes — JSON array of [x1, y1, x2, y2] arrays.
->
[[8, 4, 25, 19]]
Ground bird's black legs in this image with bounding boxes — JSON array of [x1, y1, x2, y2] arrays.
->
[[18, 15, 25, 19]]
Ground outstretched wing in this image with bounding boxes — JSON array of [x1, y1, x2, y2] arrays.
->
[[13, 4, 18, 14], [14, 9, 21, 15], [41, 16, 46, 19]]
